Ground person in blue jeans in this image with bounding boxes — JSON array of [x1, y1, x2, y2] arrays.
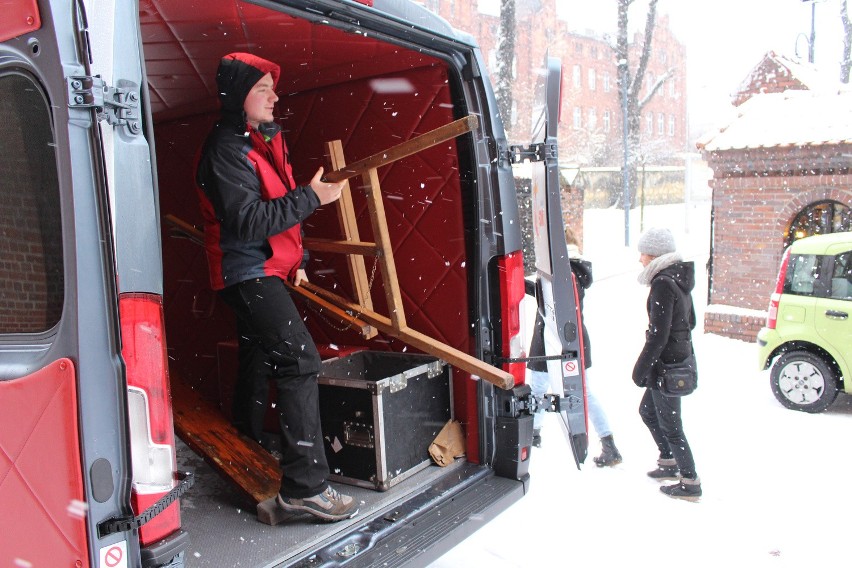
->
[[527, 227, 622, 467]]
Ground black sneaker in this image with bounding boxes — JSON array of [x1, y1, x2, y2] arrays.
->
[[647, 458, 679, 480], [660, 478, 701, 501], [277, 486, 359, 522]]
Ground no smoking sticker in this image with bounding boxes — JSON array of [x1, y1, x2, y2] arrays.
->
[[99, 541, 127, 568], [563, 360, 579, 376]]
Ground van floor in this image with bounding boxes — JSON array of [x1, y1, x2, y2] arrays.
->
[[175, 437, 466, 567]]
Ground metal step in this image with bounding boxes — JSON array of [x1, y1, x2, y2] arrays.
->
[[282, 464, 527, 567]]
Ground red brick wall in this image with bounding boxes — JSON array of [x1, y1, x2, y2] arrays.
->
[[733, 54, 807, 107], [703, 144, 852, 339]]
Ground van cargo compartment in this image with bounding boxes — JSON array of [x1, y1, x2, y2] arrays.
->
[[318, 351, 452, 491]]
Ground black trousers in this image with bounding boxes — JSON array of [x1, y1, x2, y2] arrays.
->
[[219, 276, 329, 498], [639, 388, 697, 479]]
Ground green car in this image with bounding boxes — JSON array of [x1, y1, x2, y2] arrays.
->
[[758, 232, 852, 413]]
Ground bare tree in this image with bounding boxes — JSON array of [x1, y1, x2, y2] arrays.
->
[[842, 0, 851, 83], [496, 0, 516, 125], [614, 0, 673, 208]]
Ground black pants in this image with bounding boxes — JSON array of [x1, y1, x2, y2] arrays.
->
[[639, 388, 697, 479], [219, 276, 329, 498]]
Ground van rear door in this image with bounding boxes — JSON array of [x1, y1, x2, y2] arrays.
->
[[527, 55, 588, 466], [0, 1, 139, 566]]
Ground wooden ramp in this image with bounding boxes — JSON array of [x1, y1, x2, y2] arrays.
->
[[170, 376, 279, 504]]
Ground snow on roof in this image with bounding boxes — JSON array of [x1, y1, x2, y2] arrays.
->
[[697, 89, 852, 152], [733, 50, 840, 98]]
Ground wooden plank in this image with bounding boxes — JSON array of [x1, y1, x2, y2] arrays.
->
[[285, 281, 374, 338], [299, 282, 515, 390], [361, 166, 406, 330], [170, 376, 280, 504], [163, 213, 203, 245], [325, 139, 377, 342], [302, 237, 378, 256], [322, 115, 479, 183]]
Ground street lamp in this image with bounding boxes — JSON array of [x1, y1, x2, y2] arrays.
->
[[619, 57, 629, 246], [798, 0, 823, 63]]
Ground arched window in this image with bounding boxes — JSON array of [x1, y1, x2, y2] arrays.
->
[[785, 200, 852, 248]]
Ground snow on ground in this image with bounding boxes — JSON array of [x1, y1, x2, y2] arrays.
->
[[429, 200, 852, 567]]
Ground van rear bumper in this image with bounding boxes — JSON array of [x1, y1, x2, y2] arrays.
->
[[287, 462, 527, 568]]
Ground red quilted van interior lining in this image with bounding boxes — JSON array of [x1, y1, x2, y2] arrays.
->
[[150, 2, 476, 446]]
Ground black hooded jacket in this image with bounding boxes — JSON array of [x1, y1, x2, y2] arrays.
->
[[632, 260, 697, 388], [195, 53, 320, 290], [527, 256, 594, 372]]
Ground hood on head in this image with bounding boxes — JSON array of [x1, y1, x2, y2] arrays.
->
[[216, 52, 281, 114]]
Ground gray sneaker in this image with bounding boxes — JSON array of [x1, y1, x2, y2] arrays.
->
[[277, 486, 359, 522]]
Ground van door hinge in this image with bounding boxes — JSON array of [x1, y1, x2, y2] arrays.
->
[[512, 389, 561, 417], [67, 76, 141, 135], [507, 142, 557, 164]]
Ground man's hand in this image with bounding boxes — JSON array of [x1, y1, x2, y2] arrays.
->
[[310, 167, 344, 205], [294, 269, 309, 287]]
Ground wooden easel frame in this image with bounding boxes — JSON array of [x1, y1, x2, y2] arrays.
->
[[166, 115, 514, 390], [296, 115, 514, 390]]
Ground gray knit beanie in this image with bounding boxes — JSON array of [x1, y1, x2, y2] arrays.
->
[[637, 227, 676, 257]]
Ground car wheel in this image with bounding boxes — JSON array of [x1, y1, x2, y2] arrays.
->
[[770, 350, 840, 413]]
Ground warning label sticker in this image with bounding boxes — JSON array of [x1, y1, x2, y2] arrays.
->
[[563, 360, 580, 377], [100, 541, 127, 568]]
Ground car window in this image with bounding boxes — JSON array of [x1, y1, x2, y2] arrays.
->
[[830, 250, 852, 301], [784, 254, 819, 296], [0, 71, 64, 334]]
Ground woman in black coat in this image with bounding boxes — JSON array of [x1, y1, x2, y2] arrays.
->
[[632, 227, 701, 500]]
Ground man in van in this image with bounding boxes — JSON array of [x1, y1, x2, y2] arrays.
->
[[195, 52, 357, 522]]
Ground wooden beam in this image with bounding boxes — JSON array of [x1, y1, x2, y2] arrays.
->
[[299, 281, 515, 390], [361, 166, 406, 330], [326, 140, 376, 339], [285, 281, 374, 338], [171, 376, 279, 504], [163, 213, 203, 246], [322, 115, 479, 183], [302, 238, 378, 257]]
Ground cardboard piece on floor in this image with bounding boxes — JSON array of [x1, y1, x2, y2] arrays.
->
[[428, 420, 466, 467]]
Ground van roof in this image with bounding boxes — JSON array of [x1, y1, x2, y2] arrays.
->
[[141, 0, 474, 121]]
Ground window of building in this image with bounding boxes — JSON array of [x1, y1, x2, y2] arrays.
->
[[603, 71, 611, 93], [785, 200, 852, 248], [657, 112, 664, 135], [590, 46, 598, 59], [573, 64, 582, 88], [603, 110, 611, 132], [588, 108, 597, 130], [0, 72, 64, 334], [573, 106, 582, 129], [668, 115, 675, 136], [669, 78, 676, 97], [588, 68, 596, 91], [646, 113, 653, 134], [574, 42, 583, 55]]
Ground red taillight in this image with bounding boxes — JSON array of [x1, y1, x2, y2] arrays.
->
[[498, 251, 527, 385], [119, 293, 181, 545], [767, 249, 791, 329]]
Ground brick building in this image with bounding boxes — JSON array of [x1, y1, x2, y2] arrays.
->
[[423, 1, 688, 168], [698, 56, 852, 340]]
